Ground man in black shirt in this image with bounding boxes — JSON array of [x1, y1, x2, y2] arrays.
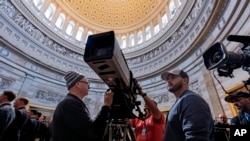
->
[[52, 71, 114, 141]]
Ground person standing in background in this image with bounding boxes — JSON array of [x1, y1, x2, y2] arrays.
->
[[214, 114, 229, 127], [3, 97, 30, 141], [0, 91, 16, 140], [214, 114, 229, 141]]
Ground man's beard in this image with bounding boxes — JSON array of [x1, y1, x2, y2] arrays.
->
[[168, 81, 183, 93]]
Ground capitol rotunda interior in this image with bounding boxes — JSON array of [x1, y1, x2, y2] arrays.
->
[[0, 0, 250, 120]]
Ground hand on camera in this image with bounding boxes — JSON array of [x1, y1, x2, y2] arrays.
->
[[104, 90, 114, 107], [137, 85, 145, 96]]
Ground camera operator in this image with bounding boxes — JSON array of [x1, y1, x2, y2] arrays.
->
[[129, 86, 165, 141], [51, 71, 114, 141], [225, 91, 250, 125]]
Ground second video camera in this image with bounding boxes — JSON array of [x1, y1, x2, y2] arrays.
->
[[203, 35, 250, 77]]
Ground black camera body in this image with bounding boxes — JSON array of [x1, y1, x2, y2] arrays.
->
[[203, 35, 250, 77], [84, 31, 143, 120]]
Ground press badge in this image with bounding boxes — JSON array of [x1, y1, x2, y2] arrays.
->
[[142, 127, 147, 136]]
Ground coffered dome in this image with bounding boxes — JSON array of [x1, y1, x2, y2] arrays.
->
[[1, 0, 249, 119], [58, 0, 167, 30]]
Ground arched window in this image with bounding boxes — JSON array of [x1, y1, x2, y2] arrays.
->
[[162, 14, 168, 27], [85, 31, 93, 43], [55, 13, 65, 29], [121, 36, 126, 49], [33, 0, 44, 10], [76, 27, 84, 41], [66, 21, 75, 36], [169, 0, 176, 18], [146, 26, 151, 40], [129, 34, 135, 47], [44, 3, 56, 21], [154, 24, 160, 35], [138, 31, 143, 44]]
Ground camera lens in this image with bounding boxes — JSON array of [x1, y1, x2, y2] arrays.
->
[[211, 51, 223, 64]]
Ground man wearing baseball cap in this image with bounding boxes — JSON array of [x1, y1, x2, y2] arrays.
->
[[225, 91, 250, 125], [161, 69, 214, 141]]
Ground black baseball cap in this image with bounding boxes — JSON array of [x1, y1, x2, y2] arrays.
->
[[225, 91, 250, 103], [161, 69, 189, 80]]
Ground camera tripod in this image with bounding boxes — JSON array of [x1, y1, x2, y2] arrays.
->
[[102, 119, 136, 141]]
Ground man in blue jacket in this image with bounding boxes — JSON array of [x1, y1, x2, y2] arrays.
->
[[161, 69, 214, 141], [52, 71, 114, 141]]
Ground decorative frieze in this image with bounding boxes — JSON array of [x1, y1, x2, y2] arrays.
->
[[0, 0, 83, 62], [0, 0, 214, 78], [0, 76, 14, 89]]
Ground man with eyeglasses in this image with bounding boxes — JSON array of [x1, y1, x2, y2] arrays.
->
[[52, 71, 114, 141]]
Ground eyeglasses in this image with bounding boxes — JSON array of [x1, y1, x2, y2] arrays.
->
[[79, 81, 90, 85]]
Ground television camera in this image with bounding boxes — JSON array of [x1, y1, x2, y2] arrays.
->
[[203, 35, 250, 92], [203, 35, 250, 77], [84, 31, 147, 141]]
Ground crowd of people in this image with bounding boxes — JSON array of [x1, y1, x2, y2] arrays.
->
[[0, 91, 52, 141], [1, 69, 250, 141]]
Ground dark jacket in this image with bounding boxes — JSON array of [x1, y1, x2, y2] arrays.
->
[[2, 107, 29, 141], [19, 117, 41, 141], [0, 103, 15, 140], [163, 90, 214, 141], [231, 111, 250, 125], [52, 94, 110, 141]]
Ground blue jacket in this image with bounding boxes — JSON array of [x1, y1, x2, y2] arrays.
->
[[231, 111, 250, 125], [0, 103, 15, 140], [2, 107, 29, 141], [163, 90, 214, 141]]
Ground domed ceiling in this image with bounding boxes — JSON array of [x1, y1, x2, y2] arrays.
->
[[57, 0, 168, 31]]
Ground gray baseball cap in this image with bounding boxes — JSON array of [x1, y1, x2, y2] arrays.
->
[[161, 69, 189, 80]]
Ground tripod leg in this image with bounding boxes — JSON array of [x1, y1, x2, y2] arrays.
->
[[128, 126, 136, 141], [124, 124, 136, 141], [102, 122, 136, 141], [109, 124, 112, 141]]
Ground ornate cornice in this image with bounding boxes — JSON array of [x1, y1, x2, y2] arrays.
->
[[10, 0, 84, 53], [0, 0, 237, 80]]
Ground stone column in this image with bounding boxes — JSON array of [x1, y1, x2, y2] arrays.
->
[[165, 4, 171, 20], [174, 0, 181, 8], [40, 0, 51, 13], [134, 31, 138, 46], [72, 21, 79, 38], [158, 14, 163, 29], [62, 16, 71, 31], [51, 6, 61, 23], [202, 67, 224, 116]]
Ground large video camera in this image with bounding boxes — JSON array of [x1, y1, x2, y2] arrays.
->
[[203, 35, 250, 78], [84, 31, 145, 120]]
